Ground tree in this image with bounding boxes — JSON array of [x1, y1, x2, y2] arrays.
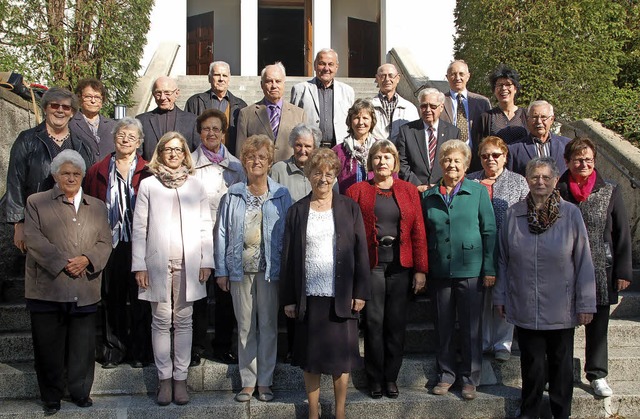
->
[[453, 0, 627, 121], [0, 0, 153, 115]]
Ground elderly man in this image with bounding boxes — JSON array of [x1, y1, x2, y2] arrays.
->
[[371, 63, 418, 141], [441, 60, 491, 172], [290, 48, 355, 147], [397, 88, 460, 192], [507, 100, 571, 176], [136, 76, 199, 160], [185, 61, 247, 154], [236, 62, 305, 162]]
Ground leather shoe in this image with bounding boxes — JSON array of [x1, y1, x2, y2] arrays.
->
[[157, 378, 172, 406], [385, 381, 399, 398], [71, 396, 93, 408], [130, 360, 144, 368], [190, 353, 201, 367], [461, 384, 477, 400], [102, 362, 118, 369], [173, 379, 189, 405], [432, 382, 452, 395], [215, 351, 238, 364], [43, 401, 60, 415], [369, 382, 383, 399]]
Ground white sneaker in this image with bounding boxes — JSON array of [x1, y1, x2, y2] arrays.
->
[[591, 378, 613, 397]]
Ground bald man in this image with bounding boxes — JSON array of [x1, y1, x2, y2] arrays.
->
[[136, 76, 199, 160], [371, 63, 419, 141]]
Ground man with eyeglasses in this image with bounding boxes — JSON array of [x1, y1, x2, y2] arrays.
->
[[290, 48, 355, 147], [370, 63, 418, 142], [69, 78, 116, 161], [185, 61, 247, 155], [440, 60, 491, 172], [136, 76, 199, 160], [397, 88, 460, 192], [507, 100, 571, 176]]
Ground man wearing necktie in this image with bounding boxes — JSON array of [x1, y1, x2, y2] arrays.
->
[[441, 60, 491, 172], [235, 63, 305, 163]]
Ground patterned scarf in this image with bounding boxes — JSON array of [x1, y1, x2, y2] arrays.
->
[[526, 189, 561, 234], [343, 134, 376, 182], [150, 164, 190, 189], [200, 143, 226, 164]]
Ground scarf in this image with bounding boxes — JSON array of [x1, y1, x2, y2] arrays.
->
[[343, 134, 376, 183], [200, 143, 226, 164], [106, 155, 136, 247], [438, 178, 463, 207], [150, 164, 190, 189], [526, 189, 561, 234], [568, 170, 597, 202]]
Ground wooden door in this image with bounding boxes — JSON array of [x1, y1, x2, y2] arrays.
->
[[348, 17, 380, 77], [304, 0, 313, 76], [187, 12, 214, 75]]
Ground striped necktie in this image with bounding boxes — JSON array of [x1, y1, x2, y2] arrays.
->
[[456, 94, 469, 144], [269, 105, 280, 138], [428, 126, 437, 169]]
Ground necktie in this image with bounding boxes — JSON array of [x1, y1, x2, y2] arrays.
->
[[269, 105, 280, 138], [456, 94, 469, 144], [428, 127, 437, 169]]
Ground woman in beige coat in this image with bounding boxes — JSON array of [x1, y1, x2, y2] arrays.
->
[[132, 132, 213, 406]]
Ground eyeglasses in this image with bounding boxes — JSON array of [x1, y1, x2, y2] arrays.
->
[[420, 103, 441, 110], [311, 172, 336, 181], [115, 133, 140, 142], [82, 95, 103, 102], [49, 103, 72, 111], [201, 127, 224, 135], [162, 147, 184, 155], [528, 115, 553, 122], [377, 73, 398, 80], [571, 158, 595, 165], [480, 152, 504, 160], [245, 154, 269, 163], [495, 82, 514, 90], [528, 175, 554, 182], [153, 89, 177, 98]]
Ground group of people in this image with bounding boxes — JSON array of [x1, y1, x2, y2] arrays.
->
[[0, 48, 632, 419]]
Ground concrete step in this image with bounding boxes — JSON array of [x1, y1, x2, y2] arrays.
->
[[0, 303, 29, 332], [0, 277, 24, 304], [574, 318, 640, 348], [2, 382, 640, 418]]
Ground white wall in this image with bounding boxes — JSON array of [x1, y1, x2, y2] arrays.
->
[[140, 0, 188, 76]]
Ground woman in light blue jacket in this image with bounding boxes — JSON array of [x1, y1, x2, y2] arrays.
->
[[214, 135, 292, 403]]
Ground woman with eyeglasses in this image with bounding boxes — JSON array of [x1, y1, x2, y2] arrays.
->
[[69, 78, 116, 161], [132, 132, 214, 406], [467, 136, 528, 362], [1, 86, 94, 254], [472, 65, 528, 146], [557, 137, 632, 398]]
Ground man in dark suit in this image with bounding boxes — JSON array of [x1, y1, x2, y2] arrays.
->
[[507, 100, 571, 176], [236, 62, 305, 162], [136, 76, 199, 160], [440, 60, 491, 172], [184, 61, 247, 155], [397, 88, 461, 192]]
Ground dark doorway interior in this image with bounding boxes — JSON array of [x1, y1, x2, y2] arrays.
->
[[348, 17, 380, 77], [258, 8, 304, 76], [187, 12, 214, 75]]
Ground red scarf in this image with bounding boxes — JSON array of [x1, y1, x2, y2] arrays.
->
[[568, 170, 597, 202]]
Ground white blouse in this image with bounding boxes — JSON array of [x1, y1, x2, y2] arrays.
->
[[304, 208, 336, 297]]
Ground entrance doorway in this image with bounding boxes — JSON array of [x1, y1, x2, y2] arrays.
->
[[348, 17, 380, 77], [186, 12, 214, 75], [258, 7, 305, 76]]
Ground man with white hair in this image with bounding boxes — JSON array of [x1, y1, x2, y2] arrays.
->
[[290, 48, 355, 147], [185, 61, 247, 154], [507, 100, 571, 176], [371, 63, 418, 141]]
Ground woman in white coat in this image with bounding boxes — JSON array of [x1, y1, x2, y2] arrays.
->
[[132, 131, 213, 406]]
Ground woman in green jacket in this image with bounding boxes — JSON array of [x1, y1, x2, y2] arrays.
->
[[421, 139, 497, 400]]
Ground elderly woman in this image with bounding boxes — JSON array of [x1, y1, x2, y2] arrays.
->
[[23, 150, 111, 415], [332, 99, 379, 193], [132, 132, 213, 406], [421, 139, 496, 400], [214, 135, 292, 403], [557, 138, 632, 397], [191, 109, 245, 366], [473, 65, 527, 146], [84, 117, 151, 369], [1, 86, 94, 253], [69, 78, 116, 161], [345, 140, 427, 399], [281, 148, 370, 419], [494, 157, 596, 419], [467, 135, 528, 361]]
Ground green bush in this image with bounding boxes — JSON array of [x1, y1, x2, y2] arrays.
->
[[599, 87, 640, 146]]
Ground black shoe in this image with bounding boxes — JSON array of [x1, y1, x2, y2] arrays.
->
[[43, 401, 60, 415], [385, 381, 399, 398], [102, 362, 118, 369], [284, 351, 293, 364], [71, 397, 93, 408], [369, 383, 383, 399], [130, 360, 144, 368], [190, 353, 201, 367], [215, 351, 238, 365]]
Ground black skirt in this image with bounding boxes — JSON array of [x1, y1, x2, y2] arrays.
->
[[293, 296, 363, 375]]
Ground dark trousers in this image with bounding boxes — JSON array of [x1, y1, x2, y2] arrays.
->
[[585, 304, 609, 382], [192, 276, 236, 355], [31, 310, 96, 403], [101, 241, 152, 363], [517, 326, 575, 419], [431, 277, 483, 386], [364, 263, 411, 384]]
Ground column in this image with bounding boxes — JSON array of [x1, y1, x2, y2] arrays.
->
[[240, 0, 258, 75], [312, 0, 331, 59]]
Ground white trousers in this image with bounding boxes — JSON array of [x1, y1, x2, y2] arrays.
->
[[482, 287, 513, 352]]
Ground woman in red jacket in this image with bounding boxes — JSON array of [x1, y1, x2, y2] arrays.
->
[[346, 139, 428, 399]]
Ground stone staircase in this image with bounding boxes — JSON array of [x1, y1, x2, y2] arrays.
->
[[1, 265, 640, 418]]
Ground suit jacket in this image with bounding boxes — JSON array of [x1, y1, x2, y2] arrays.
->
[[441, 91, 491, 172], [68, 112, 117, 161], [290, 78, 355, 144], [184, 90, 247, 154], [507, 133, 571, 176], [280, 192, 371, 320], [397, 119, 461, 186], [235, 100, 306, 162], [136, 107, 200, 161]]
